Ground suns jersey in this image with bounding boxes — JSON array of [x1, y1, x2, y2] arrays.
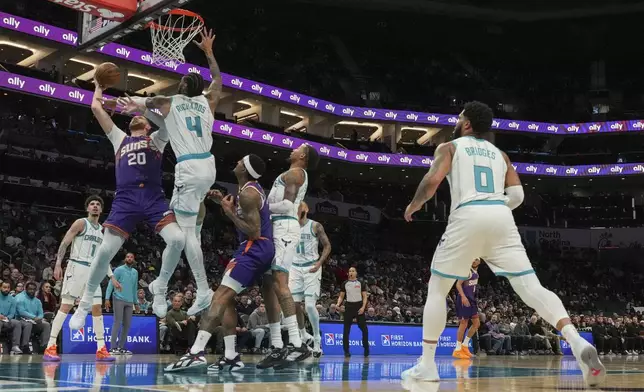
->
[[294, 220, 319, 263], [69, 218, 103, 264], [447, 136, 508, 212], [164, 94, 214, 157], [267, 169, 308, 218]]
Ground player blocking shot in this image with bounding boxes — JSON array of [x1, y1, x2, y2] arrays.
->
[[44, 196, 117, 362], [257, 144, 320, 369], [401, 101, 605, 387], [452, 258, 481, 360], [120, 27, 221, 317], [291, 202, 331, 358], [164, 154, 274, 373], [69, 80, 186, 331]]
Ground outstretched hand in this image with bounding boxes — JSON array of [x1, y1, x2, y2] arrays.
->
[[116, 94, 146, 115], [194, 28, 215, 53]]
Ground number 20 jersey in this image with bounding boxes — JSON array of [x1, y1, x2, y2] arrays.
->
[[164, 94, 214, 158], [110, 126, 166, 189], [447, 136, 508, 212]]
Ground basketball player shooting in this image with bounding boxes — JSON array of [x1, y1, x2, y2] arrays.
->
[[118, 27, 220, 317], [165, 154, 274, 373], [290, 201, 331, 358], [256, 144, 320, 369], [68, 80, 186, 331], [44, 196, 117, 362], [401, 101, 605, 387]]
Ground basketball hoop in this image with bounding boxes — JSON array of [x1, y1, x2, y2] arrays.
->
[[148, 9, 204, 67]]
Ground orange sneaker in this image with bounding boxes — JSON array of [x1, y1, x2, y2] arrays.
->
[[462, 346, 474, 358], [43, 345, 60, 362], [96, 346, 116, 362], [452, 348, 470, 360]]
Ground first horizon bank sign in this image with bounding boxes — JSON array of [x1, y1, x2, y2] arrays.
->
[[62, 315, 158, 354]]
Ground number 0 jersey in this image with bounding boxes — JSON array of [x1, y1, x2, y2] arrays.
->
[[69, 218, 104, 264], [447, 136, 508, 212], [164, 94, 214, 158]]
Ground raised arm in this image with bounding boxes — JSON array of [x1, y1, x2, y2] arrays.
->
[[404, 142, 454, 221], [310, 222, 331, 273], [502, 152, 524, 210], [220, 189, 262, 240], [194, 28, 223, 114], [54, 219, 86, 281], [144, 96, 172, 117], [90, 84, 117, 135], [269, 169, 305, 215]]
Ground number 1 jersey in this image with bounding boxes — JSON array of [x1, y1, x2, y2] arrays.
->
[[447, 136, 508, 212], [108, 126, 167, 189], [164, 94, 214, 158]]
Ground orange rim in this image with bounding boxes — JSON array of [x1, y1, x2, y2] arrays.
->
[[147, 9, 204, 32]]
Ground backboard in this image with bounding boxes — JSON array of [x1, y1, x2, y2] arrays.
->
[[77, 0, 195, 52]]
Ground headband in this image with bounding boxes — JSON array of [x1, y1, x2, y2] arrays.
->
[[243, 155, 261, 179]]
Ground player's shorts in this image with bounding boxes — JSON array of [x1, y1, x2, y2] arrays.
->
[[171, 153, 217, 227], [268, 217, 300, 274], [455, 296, 478, 320], [221, 237, 274, 294], [103, 186, 175, 238], [61, 260, 103, 306], [289, 261, 322, 302], [431, 201, 535, 280]]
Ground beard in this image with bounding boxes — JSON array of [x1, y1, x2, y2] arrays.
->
[[452, 123, 463, 139]]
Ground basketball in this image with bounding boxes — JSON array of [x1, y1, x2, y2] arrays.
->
[[94, 62, 121, 89]]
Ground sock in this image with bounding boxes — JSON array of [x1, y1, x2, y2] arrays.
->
[[157, 225, 185, 288], [421, 343, 437, 367], [93, 315, 106, 350], [48, 310, 67, 347], [190, 330, 212, 355], [463, 336, 471, 348], [183, 232, 209, 294], [456, 341, 462, 350], [304, 296, 321, 340], [196, 224, 203, 245], [561, 324, 585, 348], [269, 322, 283, 349], [81, 231, 124, 305], [284, 315, 302, 348], [224, 335, 237, 360]]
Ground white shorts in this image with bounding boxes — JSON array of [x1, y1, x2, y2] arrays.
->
[[171, 154, 216, 227], [431, 202, 534, 280], [289, 263, 322, 302], [61, 261, 103, 305], [269, 217, 300, 274]]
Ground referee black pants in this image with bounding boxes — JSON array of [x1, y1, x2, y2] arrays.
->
[[343, 302, 369, 354]]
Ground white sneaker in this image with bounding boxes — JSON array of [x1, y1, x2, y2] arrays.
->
[[187, 289, 214, 316], [69, 302, 90, 330], [573, 342, 606, 387], [148, 280, 168, 318], [401, 359, 439, 382], [313, 338, 323, 358]]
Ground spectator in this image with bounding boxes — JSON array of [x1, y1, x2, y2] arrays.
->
[[528, 315, 554, 354], [42, 261, 55, 282], [166, 294, 197, 351], [0, 281, 28, 354], [248, 303, 269, 354], [511, 316, 532, 355], [105, 253, 138, 355], [486, 314, 512, 355], [326, 304, 341, 321], [592, 316, 610, 355], [135, 289, 150, 314], [37, 281, 58, 317], [182, 290, 194, 311], [236, 294, 256, 316], [12, 282, 24, 297], [16, 281, 51, 354], [365, 307, 379, 321]]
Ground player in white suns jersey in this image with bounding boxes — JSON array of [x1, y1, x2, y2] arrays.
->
[[44, 196, 117, 362], [401, 101, 605, 387], [257, 144, 320, 369], [121, 28, 221, 317], [289, 202, 331, 358]]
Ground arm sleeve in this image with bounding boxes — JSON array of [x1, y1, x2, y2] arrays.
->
[[269, 199, 295, 215], [106, 125, 127, 154], [505, 185, 524, 210]]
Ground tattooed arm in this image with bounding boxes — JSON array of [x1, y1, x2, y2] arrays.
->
[[310, 222, 331, 273], [404, 142, 454, 222], [53, 219, 85, 280], [194, 28, 223, 115], [220, 189, 261, 240]]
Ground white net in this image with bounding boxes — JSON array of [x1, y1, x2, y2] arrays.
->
[[149, 10, 204, 67]]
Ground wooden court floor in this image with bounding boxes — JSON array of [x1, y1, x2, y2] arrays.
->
[[0, 354, 642, 391]]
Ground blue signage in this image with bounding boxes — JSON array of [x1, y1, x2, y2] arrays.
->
[[62, 315, 158, 354], [320, 322, 593, 356]]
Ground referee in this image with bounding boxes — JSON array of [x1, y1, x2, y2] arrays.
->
[[336, 266, 369, 357]]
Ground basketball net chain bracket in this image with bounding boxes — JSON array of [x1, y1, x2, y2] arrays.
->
[[76, 0, 196, 52]]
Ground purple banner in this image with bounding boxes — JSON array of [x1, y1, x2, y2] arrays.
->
[[3, 11, 644, 135], [1, 70, 642, 177]]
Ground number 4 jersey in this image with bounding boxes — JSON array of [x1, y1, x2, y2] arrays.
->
[[447, 136, 509, 211], [164, 94, 214, 158]]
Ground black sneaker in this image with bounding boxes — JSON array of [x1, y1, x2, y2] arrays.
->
[[164, 351, 207, 373], [344, 351, 351, 358], [119, 348, 133, 355], [256, 346, 288, 369], [364, 350, 369, 357], [274, 344, 311, 370], [209, 354, 245, 373]]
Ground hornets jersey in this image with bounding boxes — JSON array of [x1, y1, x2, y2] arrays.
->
[[69, 219, 103, 264], [268, 169, 308, 218], [164, 95, 214, 157], [294, 219, 319, 264]]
